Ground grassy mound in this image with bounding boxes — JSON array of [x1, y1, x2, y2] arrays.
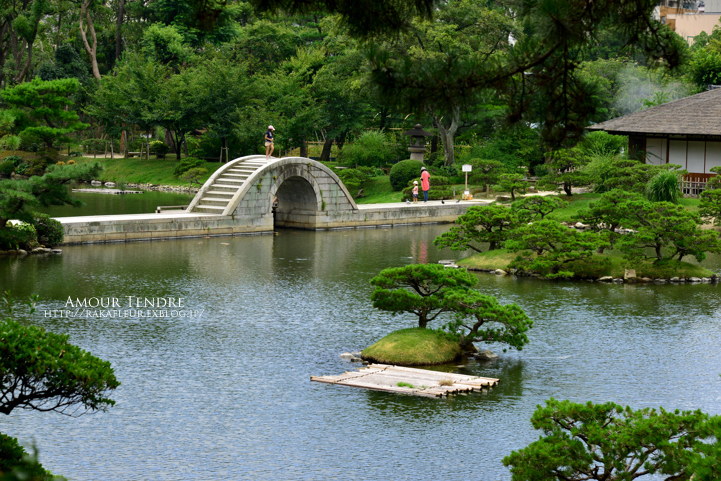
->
[[457, 248, 716, 279], [73, 156, 221, 186], [361, 328, 461, 366]]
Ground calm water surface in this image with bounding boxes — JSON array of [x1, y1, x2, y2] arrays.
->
[[37, 189, 193, 217], [1, 225, 721, 480]]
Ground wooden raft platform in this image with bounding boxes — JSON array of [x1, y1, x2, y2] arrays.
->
[[311, 363, 499, 398]]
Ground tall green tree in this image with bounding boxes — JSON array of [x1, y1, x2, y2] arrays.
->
[[368, 0, 516, 165], [188, 56, 257, 162], [312, 34, 375, 160], [1, 77, 89, 150], [369, 0, 686, 151], [250, 0, 436, 37], [0, 0, 50, 84], [92, 54, 168, 158]]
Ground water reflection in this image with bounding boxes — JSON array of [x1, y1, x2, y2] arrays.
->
[[1, 225, 720, 480]]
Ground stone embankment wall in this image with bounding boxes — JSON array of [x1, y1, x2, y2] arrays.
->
[[58, 203, 474, 245]]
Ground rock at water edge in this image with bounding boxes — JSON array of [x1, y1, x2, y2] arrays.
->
[[476, 350, 498, 360]]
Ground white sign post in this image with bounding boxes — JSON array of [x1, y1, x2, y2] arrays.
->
[[462, 164, 472, 199]]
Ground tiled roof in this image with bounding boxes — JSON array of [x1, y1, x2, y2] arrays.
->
[[590, 88, 721, 136]]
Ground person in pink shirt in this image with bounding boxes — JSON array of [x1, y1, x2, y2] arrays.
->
[[412, 181, 419, 203], [420, 166, 430, 203]]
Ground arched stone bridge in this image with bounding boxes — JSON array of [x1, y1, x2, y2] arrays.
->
[[186, 155, 359, 229]]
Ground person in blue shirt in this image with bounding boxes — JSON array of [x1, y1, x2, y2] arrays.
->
[[265, 125, 275, 160]]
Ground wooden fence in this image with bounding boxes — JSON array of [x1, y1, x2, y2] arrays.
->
[[680, 176, 713, 196]]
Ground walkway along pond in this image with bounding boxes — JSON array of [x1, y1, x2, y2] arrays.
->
[[2, 225, 720, 480]]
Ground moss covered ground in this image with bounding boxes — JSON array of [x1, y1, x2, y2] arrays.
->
[[361, 328, 462, 366]]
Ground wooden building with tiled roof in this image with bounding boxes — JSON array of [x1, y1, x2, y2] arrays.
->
[[590, 87, 721, 180]]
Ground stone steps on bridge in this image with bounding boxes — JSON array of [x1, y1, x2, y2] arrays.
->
[[191, 156, 274, 214]]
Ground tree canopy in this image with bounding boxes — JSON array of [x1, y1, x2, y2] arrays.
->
[[0, 317, 119, 416], [434, 204, 516, 253], [370, 263, 476, 329], [503, 398, 720, 481]]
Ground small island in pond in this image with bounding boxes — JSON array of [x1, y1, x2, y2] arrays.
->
[[434, 192, 721, 283]]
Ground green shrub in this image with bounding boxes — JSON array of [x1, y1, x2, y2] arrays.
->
[[3, 155, 23, 167], [579, 131, 627, 157], [180, 167, 208, 185], [81, 138, 105, 154], [0, 433, 53, 480], [389, 159, 424, 191], [338, 131, 395, 167], [0, 223, 38, 250], [128, 139, 143, 152], [705, 166, 721, 190], [173, 157, 206, 177], [0, 160, 15, 175], [336, 166, 379, 195], [646, 170, 682, 203], [401, 175, 453, 200], [149, 140, 170, 158], [25, 158, 49, 176], [14, 163, 29, 175], [33, 213, 64, 247]]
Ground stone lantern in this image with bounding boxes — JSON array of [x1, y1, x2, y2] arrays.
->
[[403, 124, 433, 162]]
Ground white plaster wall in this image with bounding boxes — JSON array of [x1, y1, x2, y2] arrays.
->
[[646, 138, 667, 165], [688, 141, 706, 172], [706, 142, 721, 172], [669, 140, 688, 169]]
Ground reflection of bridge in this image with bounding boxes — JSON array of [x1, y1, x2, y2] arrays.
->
[[58, 156, 486, 244], [187, 155, 358, 229]]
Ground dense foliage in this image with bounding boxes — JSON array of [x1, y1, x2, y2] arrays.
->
[[503, 399, 720, 481], [369, 264, 534, 352], [0, 318, 120, 416], [0, 434, 56, 480], [0, 162, 101, 231], [434, 204, 516, 252], [442, 290, 532, 351], [370, 264, 476, 329], [33, 214, 64, 247]]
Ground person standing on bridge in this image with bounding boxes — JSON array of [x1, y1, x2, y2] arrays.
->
[[265, 125, 275, 160], [420, 166, 430, 203]]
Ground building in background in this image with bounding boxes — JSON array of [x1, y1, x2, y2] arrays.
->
[[655, 1, 721, 44], [590, 87, 721, 183]]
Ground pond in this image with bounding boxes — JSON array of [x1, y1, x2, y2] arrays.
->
[[37, 188, 194, 217], [1, 225, 720, 480]]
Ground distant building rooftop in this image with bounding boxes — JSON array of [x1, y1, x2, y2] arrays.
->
[[590, 87, 721, 137]]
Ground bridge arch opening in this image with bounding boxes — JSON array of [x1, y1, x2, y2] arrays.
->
[[273, 175, 320, 229]]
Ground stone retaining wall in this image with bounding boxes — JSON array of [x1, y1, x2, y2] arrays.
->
[[58, 203, 476, 244]]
